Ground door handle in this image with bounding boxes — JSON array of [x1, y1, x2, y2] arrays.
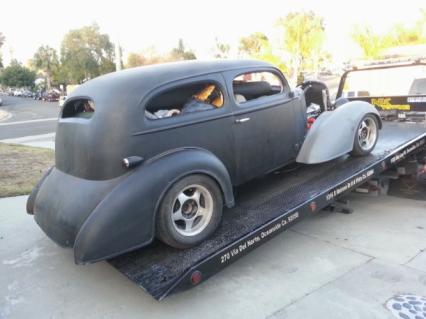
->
[[235, 117, 250, 124]]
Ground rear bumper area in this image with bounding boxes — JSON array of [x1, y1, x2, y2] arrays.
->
[[33, 167, 124, 247]]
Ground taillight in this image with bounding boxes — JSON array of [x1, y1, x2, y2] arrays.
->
[[307, 117, 316, 129]]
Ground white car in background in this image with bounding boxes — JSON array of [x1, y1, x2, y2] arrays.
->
[[13, 90, 23, 97]]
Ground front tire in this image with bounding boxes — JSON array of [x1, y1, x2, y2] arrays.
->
[[156, 174, 223, 249], [351, 114, 379, 156]]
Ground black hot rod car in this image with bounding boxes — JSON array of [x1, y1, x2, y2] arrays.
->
[[28, 60, 381, 264]]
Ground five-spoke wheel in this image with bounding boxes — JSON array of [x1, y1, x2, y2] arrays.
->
[[171, 184, 214, 236], [351, 114, 379, 156], [156, 174, 223, 249]]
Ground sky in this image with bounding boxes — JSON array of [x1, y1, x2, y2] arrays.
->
[[0, 0, 425, 66]]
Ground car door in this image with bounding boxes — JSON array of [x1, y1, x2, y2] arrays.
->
[[140, 73, 237, 182], [224, 68, 304, 185]]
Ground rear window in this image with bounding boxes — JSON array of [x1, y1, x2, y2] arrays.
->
[[62, 99, 95, 119]]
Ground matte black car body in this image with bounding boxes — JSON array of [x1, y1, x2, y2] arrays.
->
[[29, 60, 380, 264], [30, 60, 309, 263]]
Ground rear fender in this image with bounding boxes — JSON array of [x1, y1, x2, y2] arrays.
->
[[74, 147, 234, 264], [296, 101, 382, 164]]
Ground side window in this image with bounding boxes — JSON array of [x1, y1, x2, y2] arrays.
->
[[62, 98, 95, 119], [145, 82, 224, 120], [233, 71, 284, 104]]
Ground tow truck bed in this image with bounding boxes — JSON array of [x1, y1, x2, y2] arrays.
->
[[109, 122, 426, 300]]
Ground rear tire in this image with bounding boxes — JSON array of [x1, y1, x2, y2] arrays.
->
[[351, 114, 379, 156], [156, 174, 223, 249]]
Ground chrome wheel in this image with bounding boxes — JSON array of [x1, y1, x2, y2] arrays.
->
[[358, 117, 377, 151], [171, 184, 214, 237]]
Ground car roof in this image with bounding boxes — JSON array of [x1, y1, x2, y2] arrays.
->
[[68, 59, 276, 105]]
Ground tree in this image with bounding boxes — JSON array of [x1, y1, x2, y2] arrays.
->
[[0, 60, 36, 87], [0, 32, 5, 69], [126, 41, 196, 69], [276, 11, 325, 83], [126, 48, 167, 68], [239, 32, 269, 57], [31, 45, 60, 89], [60, 24, 115, 83], [352, 12, 426, 60], [0, 32, 5, 48], [170, 39, 196, 61], [213, 38, 230, 59], [237, 32, 288, 74], [127, 52, 148, 68]]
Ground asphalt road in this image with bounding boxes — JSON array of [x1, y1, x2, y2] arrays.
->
[[0, 96, 59, 139]]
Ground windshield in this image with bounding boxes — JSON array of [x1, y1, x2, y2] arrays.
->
[[409, 78, 426, 95], [340, 64, 426, 98]]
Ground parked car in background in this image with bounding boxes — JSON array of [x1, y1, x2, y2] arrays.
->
[[13, 89, 23, 97], [22, 90, 34, 98], [43, 90, 60, 102], [33, 92, 43, 100]]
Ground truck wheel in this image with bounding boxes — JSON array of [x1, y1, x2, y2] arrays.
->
[[351, 114, 379, 156], [156, 174, 223, 249]]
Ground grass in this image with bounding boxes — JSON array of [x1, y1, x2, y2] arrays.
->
[[0, 143, 54, 198]]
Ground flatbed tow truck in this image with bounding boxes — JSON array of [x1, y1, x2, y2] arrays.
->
[[109, 122, 426, 300]]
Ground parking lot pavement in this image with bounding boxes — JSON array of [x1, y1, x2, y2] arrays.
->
[[0, 96, 59, 123], [0, 96, 59, 139], [1, 194, 425, 319]]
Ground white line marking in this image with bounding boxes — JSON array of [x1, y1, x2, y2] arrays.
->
[[0, 118, 57, 126]]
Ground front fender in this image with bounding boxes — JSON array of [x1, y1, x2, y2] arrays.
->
[[296, 101, 382, 164], [74, 147, 234, 264]]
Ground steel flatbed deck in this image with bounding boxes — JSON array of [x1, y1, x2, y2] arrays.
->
[[108, 122, 426, 300]]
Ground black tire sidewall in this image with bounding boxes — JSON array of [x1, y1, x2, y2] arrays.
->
[[351, 114, 379, 156], [156, 174, 223, 249]]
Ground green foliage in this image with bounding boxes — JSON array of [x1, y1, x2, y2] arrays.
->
[[239, 32, 269, 57], [60, 24, 115, 83], [126, 40, 196, 69], [170, 39, 196, 61], [352, 26, 389, 59], [275, 11, 325, 81], [213, 38, 230, 59], [31, 45, 60, 88], [0, 60, 36, 87], [239, 32, 288, 74], [0, 32, 5, 69], [352, 12, 426, 59], [127, 53, 147, 68], [0, 32, 4, 48], [126, 51, 166, 68]]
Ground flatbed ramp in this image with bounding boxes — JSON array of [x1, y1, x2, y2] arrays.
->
[[109, 122, 426, 300]]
